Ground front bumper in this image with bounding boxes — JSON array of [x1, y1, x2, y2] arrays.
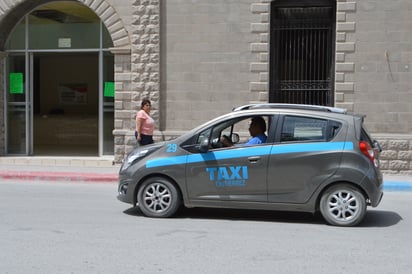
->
[[117, 177, 136, 205]]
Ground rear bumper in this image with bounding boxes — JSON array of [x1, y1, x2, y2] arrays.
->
[[363, 169, 383, 207], [374, 191, 384, 207]]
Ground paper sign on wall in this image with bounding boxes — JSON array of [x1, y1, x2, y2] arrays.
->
[[10, 73, 24, 94], [58, 38, 71, 48], [104, 82, 115, 97]]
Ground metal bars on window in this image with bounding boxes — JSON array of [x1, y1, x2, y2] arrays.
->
[[270, 4, 335, 106]]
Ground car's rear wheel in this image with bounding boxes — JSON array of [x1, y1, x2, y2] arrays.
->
[[320, 184, 366, 226], [137, 177, 180, 218]]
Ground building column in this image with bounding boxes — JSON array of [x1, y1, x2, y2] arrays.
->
[[111, 47, 133, 164], [111, 1, 161, 163]]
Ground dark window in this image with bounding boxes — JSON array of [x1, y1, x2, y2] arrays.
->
[[270, 0, 336, 106], [281, 116, 328, 142]]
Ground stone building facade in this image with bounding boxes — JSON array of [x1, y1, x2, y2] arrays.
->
[[1, 0, 412, 174]]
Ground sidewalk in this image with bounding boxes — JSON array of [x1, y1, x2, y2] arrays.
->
[[1, 156, 412, 190], [0, 156, 120, 183]]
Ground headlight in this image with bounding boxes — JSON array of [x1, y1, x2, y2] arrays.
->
[[121, 144, 162, 171]]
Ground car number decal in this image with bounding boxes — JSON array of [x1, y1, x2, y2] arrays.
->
[[166, 143, 177, 153]]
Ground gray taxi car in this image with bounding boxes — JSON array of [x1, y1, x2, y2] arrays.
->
[[118, 104, 383, 226]]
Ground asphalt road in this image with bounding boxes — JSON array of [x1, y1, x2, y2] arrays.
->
[[0, 180, 411, 274]]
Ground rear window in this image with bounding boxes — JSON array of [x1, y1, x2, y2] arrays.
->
[[281, 116, 341, 142], [360, 126, 374, 145]]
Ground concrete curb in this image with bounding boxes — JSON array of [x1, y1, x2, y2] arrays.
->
[[383, 181, 412, 192]]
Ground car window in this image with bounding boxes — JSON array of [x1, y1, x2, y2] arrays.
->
[[197, 128, 212, 144], [360, 125, 373, 145], [281, 116, 328, 142], [192, 115, 271, 150]]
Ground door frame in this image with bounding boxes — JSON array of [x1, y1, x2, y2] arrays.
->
[[3, 52, 31, 155]]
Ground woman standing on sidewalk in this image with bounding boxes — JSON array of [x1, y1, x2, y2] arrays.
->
[[135, 99, 155, 146]]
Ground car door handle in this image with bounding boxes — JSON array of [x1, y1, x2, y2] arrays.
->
[[248, 156, 261, 163]]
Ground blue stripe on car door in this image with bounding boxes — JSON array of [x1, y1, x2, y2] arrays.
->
[[145, 142, 352, 168]]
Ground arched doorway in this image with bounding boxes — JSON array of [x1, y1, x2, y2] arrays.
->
[[4, 1, 114, 156]]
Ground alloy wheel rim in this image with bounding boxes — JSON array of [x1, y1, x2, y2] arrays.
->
[[327, 190, 359, 221], [143, 183, 172, 213]]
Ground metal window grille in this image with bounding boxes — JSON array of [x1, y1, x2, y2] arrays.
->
[[270, 4, 335, 106]]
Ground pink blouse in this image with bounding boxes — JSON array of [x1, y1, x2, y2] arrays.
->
[[136, 110, 155, 135]]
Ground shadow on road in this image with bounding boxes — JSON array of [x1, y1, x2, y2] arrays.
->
[[124, 206, 323, 225], [123, 206, 402, 227], [359, 210, 402, 227]]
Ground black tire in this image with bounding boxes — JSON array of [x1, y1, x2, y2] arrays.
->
[[320, 184, 367, 227], [137, 177, 181, 218]]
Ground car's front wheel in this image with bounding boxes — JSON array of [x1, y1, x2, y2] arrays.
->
[[137, 177, 181, 218], [320, 184, 366, 226]]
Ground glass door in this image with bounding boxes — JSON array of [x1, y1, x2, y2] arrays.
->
[[5, 54, 31, 155], [5, 1, 115, 156]]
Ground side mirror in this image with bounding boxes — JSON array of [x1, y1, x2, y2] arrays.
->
[[199, 138, 209, 153], [232, 133, 240, 144]]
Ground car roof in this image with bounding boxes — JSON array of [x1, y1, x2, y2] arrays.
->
[[232, 103, 347, 114], [177, 103, 363, 142]]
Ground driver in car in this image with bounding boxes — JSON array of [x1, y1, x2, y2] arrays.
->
[[221, 116, 267, 147]]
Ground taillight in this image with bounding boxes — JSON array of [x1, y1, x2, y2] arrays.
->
[[359, 141, 379, 167]]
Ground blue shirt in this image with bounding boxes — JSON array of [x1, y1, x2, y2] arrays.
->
[[244, 134, 267, 146]]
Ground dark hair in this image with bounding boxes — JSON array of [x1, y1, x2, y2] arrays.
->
[[251, 116, 266, 132], [140, 99, 151, 109]]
